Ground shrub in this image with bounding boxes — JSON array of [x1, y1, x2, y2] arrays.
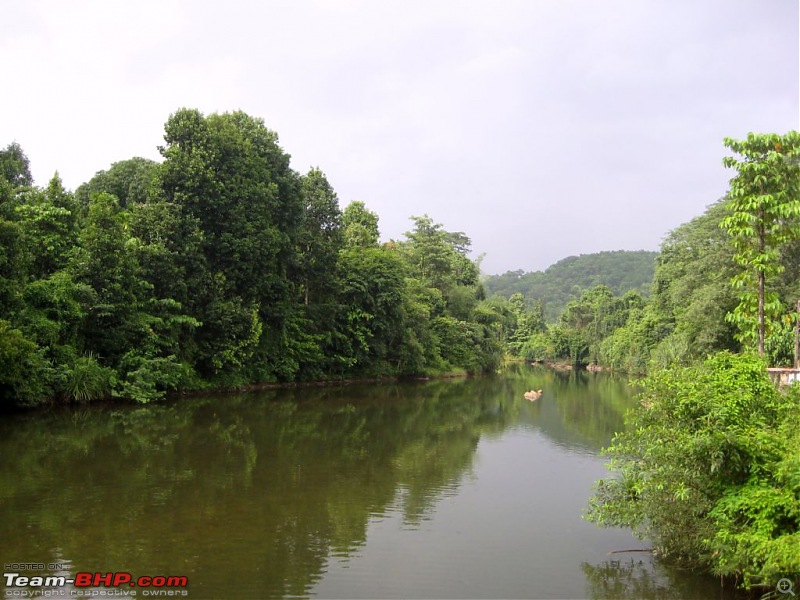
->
[[587, 352, 800, 590], [62, 353, 113, 403], [112, 351, 191, 404], [0, 319, 54, 407]]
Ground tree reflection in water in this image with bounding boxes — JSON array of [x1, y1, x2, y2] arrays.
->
[[582, 557, 745, 600], [1, 368, 744, 599]]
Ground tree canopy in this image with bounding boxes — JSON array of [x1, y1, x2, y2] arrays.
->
[[719, 131, 800, 355], [0, 117, 502, 407], [4, 121, 800, 407]]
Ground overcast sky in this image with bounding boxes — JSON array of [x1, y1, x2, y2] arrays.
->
[[2, 1, 797, 274]]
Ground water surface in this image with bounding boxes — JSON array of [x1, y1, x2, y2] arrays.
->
[[1, 365, 740, 598]]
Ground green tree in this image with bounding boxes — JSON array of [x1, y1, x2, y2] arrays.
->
[[396, 277, 446, 375], [14, 174, 77, 279], [719, 131, 800, 356], [69, 192, 145, 363], [652, 199, 739, 361], [76, 157, 159, 210], [297, 168, 343, 306], [0, 214, 26, 316], [506, 292, 545, 356], [158, 109, 304, 382], [553, 285, 632, 365], [341, 200, 379, 248], [483, 251, 657, 322], [0, 142, 33, 188], [0, 143, 33, 316], [68, 191, 199, 402], [0, 319, 54, 407], [335, 246, 408, 377], [399, 215, 482, 319], [127, 197, 202, 310], [588, 352, 800, 590], [598, 304, 671, 373], [160, 109, 302, 303]]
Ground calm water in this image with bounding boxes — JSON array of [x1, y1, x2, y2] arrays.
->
[[1, 365, 742, 599]]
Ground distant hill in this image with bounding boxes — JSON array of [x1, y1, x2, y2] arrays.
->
[[483, 250, 658, 321]]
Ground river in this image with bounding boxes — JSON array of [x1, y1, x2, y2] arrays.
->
[[0, 365, 742, 599]]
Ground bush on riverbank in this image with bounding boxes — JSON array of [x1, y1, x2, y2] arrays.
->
[[587, 351, 800, 591]]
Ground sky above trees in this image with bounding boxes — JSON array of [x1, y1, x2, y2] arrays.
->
[[1, 0, 797, 274]]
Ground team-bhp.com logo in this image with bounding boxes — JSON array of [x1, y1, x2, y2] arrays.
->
[[4, 571, 188, 597]]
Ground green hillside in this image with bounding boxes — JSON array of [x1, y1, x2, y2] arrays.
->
[[483, 250, 657, 321]]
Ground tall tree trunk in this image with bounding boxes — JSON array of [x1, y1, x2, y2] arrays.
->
[[795, 300, 800, 368], [758, 269, 765, 357], [757, 218, 765, 357]]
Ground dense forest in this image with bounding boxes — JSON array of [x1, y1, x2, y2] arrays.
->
[[3, 116, 800, 404], [483, 250, 657, 321], [0, 109, 512, 408]]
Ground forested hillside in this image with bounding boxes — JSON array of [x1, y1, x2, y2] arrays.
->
[[483, 250, 657, 321]]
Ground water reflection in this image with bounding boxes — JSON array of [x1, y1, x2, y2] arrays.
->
[[2, 380, 511, 598], [499, 362, 636, 452], [582, 557, 742, 600], [0, 367, 739, 598]]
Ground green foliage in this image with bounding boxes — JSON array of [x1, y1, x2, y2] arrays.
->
[[0, 142, 33, 188], [200, 294, 263, 375], [297, 168, 343, 306], [112, 352, 190, 404], [341, 200, 379, 248], [0, 216, 27, 314], [505, 292, 545, 356], [484, 250, 657, 322], [0, 319, 54, 407], [587, 352, 800, 589], [0, 127, 506, 406], [394, 278, 445, 376], [14, 187, 76, 279], [535, 285, 642, 366], [764, 315, 796, 367], [126, 198, 202, 310], [0, 122, 703, 408], [431, 316, 500, 373], [70, 192, 147, 363], [63, 353, 113, 403], [400, 215, 478, 289], [160, 109, 302, 302], [388, 214, 499, 374], [598, 308, 651, 373], [335, 246, 408, 377], [398, 215, 483, 319], [520, 332, 550, 362], [75, 157, 158, 210], [158, 108, 304, 383], [19, 271, 93, 350], [653, 199, 739, 361], [720, 131, 800, 355]]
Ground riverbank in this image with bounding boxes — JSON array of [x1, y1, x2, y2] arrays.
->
[[526, 358, 612, 373], [0, 367, 475, 414], [170, 368, 472, 399]]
